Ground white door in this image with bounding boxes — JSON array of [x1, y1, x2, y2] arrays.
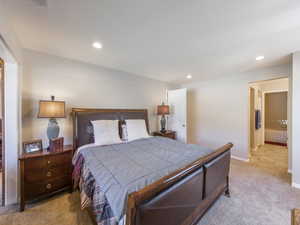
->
[[167, 88, 187, 143]]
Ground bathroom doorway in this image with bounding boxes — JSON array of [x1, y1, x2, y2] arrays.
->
[[264, 91, 288, 146]]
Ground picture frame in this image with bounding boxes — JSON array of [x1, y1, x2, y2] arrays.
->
[[23, 139, 43, 154], [49, 137, 64, 153]]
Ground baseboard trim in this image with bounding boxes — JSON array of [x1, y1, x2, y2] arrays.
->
[[231, 155, 250, 162], [0, 203, 18, 215], [292, 182, 300, 189]]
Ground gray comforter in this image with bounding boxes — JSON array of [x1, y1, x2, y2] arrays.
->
[[77, 136, 215, 220]]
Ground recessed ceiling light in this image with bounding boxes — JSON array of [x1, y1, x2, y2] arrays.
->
[[256, 56, 264, 61], [93, 42, 102, 49], [186, 74, 192, 79]]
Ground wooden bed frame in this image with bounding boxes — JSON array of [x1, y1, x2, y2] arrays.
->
[[72, 108, 233, 225]]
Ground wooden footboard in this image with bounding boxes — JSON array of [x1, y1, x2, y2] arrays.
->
[[126, 143, 233, 225]]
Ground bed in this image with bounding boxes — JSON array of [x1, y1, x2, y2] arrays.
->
[[72, 108, 233, 225]]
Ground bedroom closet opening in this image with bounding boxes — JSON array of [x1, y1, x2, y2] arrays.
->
[[248, 78, 290, 183]]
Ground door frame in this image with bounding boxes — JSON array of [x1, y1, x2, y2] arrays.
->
[[0, 58, 5, 206], [248, 77, 290, 173], [249, 87, 255, 151]]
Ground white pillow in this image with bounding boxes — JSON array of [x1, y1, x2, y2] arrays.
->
[[91, 120, 122, 145], [126, 119, 150, 142]]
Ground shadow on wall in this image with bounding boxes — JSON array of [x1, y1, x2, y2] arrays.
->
[[22, 96, 34, 133]]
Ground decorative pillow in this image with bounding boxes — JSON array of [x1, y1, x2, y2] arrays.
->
[[91, 120, 122, 145], [125, 119, 150, 142]]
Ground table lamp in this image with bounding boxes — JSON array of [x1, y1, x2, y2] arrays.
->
[[38, 96, 65, 145], [157, 103, 170, 133]]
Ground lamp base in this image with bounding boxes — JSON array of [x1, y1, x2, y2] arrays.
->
[[160, 115, 167, 133], [47, 118, 60, 149]]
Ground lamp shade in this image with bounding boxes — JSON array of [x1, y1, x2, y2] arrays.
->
[[157, 104, 170, 115], [38, 100, 66, 118]]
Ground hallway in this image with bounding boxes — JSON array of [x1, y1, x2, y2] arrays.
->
[[250, 144, 290, 183]]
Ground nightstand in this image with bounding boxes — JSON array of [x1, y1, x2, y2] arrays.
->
[[19, 145, 73, 211], [152, 130, 176, 140]]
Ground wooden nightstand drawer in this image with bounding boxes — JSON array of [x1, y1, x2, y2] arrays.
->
[[25, 176, 71, 200], [24, 181, 46, 199], [44, 176, 71, 193], [24, 157, 46, 171], [45, 153, 71, 168], [24, 170, 46, 183], [45, 165, 72, 179], [24, 158, 46, 183], [24, 165, 71, 183]]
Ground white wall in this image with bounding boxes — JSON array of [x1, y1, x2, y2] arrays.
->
[[181, 64, 291, 160], [22, 49, 170, 147], [0, 0, 23, 205], [0, 1, 22, 63], [292, 52, 300, 187]]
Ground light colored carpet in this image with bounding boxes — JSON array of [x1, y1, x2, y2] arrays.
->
[[0, 192, 93, 225], [198, 160, 299, 225], [198, 144, 297, 225], [0, 146, 299, 225], [250, 144, 290, 183]]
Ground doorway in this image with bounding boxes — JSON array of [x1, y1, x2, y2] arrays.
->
[[0, 58, 4, 206], [248, 78, 289, 182], [264, 91, 288, 146]]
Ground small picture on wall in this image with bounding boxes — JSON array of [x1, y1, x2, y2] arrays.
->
[[23, 139, 43, 154]]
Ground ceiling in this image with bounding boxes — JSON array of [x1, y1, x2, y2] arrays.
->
[[4, 0, 300, 83]]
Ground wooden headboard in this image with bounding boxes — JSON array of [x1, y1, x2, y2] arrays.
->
[[72, 108, 149, 149]]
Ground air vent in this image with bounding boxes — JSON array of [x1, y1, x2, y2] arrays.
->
[[31, 0, 48, 7]]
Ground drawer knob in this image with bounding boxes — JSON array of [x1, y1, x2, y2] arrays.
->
[[47, 160, 51, 164], [46, 172, 52, 177], [46, 183, 52, 189]]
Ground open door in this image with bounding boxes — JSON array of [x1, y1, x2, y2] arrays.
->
[[167, 88, 187, 143]]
